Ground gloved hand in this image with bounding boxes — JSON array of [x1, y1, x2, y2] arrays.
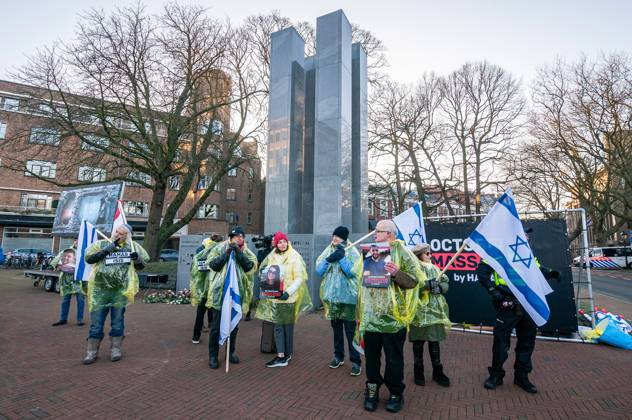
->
[[489, 288, 505, 302], [326, 244, 345, 263], [428, 279, 441, 294], [278, 292, 289, 301], [104, 239, 120, 254], [549, 270, 561, 280], [130, 252, 139, 261]]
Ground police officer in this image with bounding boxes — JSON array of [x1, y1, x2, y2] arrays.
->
[[476, 227, 560, 393]]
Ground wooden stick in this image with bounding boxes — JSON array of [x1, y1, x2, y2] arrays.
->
[[437, 242, 468, 277], [225, 336, 230, 373], [346, 230, 376, 250], [96, 229, 112, 242]]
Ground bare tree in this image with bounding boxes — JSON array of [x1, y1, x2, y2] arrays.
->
[[441, 61, 525, 214], [0, 3, 265, 259]]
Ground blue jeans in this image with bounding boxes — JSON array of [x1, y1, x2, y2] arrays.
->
[[60, 293, 85, 322], [88, 307, 126, 339]]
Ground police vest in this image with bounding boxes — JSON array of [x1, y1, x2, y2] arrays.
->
[[491, 257, 541, 286]]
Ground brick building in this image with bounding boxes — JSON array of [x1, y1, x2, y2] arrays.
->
[[0, 80, 264, 253]]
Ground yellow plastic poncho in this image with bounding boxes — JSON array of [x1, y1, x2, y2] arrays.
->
[[316, 243, 362, 321], [205, 241, 257, 312], [255, 244, 313, 325], [85, 239, 149, 312], [189, 239, 218, 306], [409, 261, 451, 342], [51, 248, 83, 296], [358, 240, 423, 334]]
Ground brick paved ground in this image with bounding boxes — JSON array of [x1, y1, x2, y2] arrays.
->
[[1, 270, 631, 419]]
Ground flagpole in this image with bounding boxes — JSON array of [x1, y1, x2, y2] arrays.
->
[[346, 230, 375, 250], [225, 337, 230, 373], [95, 229, 113, 242], [437, 242, 467, 277]]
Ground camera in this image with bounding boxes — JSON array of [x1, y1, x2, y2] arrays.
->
[[252, 234, 273, 250]]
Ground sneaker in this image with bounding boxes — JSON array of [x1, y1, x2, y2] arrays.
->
[[286, 354, 293, 362], [52, 320, 67, 327], [350, 363, 361, 376], [385, 394, 404, 413], [192, 336, 201, 344], [266, 356, 288, 368], [328, 358, 344, 369]]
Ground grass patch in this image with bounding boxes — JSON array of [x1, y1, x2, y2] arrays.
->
[[140, 261, 177, 289]]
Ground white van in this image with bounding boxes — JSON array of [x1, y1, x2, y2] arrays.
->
[[573, 246, 632, 269]]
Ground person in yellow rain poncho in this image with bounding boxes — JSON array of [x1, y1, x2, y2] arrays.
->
[[256, 231, 313, 368], [409, 243, 451, 388], [51, 240, 85, 327], [189, 235, 222, 344], [82, 224, 149, 365], [358, 219, 423, 414], [205, 227, 257, 369], [315, 226, 362, 376]]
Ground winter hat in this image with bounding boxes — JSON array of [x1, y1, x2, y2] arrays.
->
[[332, 226, 350, 241], [273, 231, 289, 247], [122, 223, 133, 233], [229, 226, 245, 237], [412, 243, 431, 256]]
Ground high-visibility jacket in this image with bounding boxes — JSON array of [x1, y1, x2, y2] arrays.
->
[[492, 257, 540, 286]]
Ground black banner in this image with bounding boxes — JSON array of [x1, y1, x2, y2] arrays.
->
[[427, 219, 577, 334]]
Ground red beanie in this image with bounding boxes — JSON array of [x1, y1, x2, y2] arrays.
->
[[273, 231, 289, 247]]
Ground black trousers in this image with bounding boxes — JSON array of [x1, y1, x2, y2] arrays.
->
[[192, 298, 212, 339], [208, 308, 238, 358], [364, 328, 406, 396], [490, 306, 537, 376], [331, 319, 361, 365]]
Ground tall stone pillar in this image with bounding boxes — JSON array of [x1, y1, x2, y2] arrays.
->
[[264, 28, 305, 234], [313, 10, 353, 234], [352, 43, 368, 232], [301, 56, 316, 234]]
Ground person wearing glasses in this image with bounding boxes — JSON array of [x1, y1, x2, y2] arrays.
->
[[409, 243, 451, 388], [358, 220, 424, 413]]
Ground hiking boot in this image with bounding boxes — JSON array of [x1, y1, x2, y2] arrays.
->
[[363, 383, 379, 412], [328, 357, 344, 369], [385, 394, 404, 413], [514, 372, 538, 393], [110, 336, 124, 362], [229, 353, 240, 364], [484, 374, 504, 389], [432, 364, 450, 387], [209, 355, 219, 369], [52, 320, 67, 327], [266, 356, 288, 368], [350, 363, 361, 376], [83, 338, 101, 365]]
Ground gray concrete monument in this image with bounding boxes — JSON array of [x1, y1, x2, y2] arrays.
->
[[264, 10, 368, 305]]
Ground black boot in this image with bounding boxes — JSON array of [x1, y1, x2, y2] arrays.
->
[[209, 355, 219, 369], [412, 341, 425, 386], [514, 371, 538, 393], [428, 341, 450, 387], [228, 334, 239, 364], [363, 383, 379, 412], [484, 367, 504, 389], [385, 395, 404, 413]]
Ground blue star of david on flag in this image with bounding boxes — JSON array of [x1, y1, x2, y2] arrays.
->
[[407, 229, 424, 246], [509, 235, 533, 268]]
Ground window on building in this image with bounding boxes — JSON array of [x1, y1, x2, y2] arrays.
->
[[81, 134, 110, 151], [226, 188, 236, 201], [123, 201, 149, 216], [214, 182, 221, 192], [168, 176, 181, 190], [127, 171, 152, 187], [247, 189, 253, 202], [20, 193, 53, 210], [29, 127, 61, 146], [379, 199, 389, 217], [0, 121, 6, 139], [78, 166, 106, 182], [197, 204, 218, 219], [247, 212, 253, 225], [368, 199, 374, 217], [2, 97, 19, 111], [226, 211, 238, 224], [197, 175, 211, 190], [228, 168, 237, 177], [248, 167, 255, 179], [26, 160, 56, 178], [38, 103, 54, 115], [128, 140, 150, 156]]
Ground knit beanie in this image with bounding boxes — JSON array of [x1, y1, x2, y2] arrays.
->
[[332, 226, 350, 241]]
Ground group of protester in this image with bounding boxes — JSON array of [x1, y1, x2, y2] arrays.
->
[[50, 218, 554, 414]]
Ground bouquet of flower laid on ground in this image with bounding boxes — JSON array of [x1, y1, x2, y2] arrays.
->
[[143, 289, 191, 305]]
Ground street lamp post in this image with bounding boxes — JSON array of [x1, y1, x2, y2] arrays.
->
[[620, 231, 630, 269]]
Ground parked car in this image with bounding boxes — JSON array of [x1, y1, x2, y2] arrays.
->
[[573, 246, 632, 269], [159, 249, 179, 262]]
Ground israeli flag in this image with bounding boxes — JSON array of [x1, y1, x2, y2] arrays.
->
[[219, 252, 242, 345], [465, 188, 553, 326], [392, 202, 427, 249], [75, 220, 98, 281]]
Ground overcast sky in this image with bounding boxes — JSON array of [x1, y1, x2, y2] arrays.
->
[[2, 0, 631, 87]]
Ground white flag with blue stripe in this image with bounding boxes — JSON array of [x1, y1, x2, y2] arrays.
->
[[392, 202, 427, 249], [75, 220, 98, 281], [219, 252, 242, 345], [465, 188, 553, 326]]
